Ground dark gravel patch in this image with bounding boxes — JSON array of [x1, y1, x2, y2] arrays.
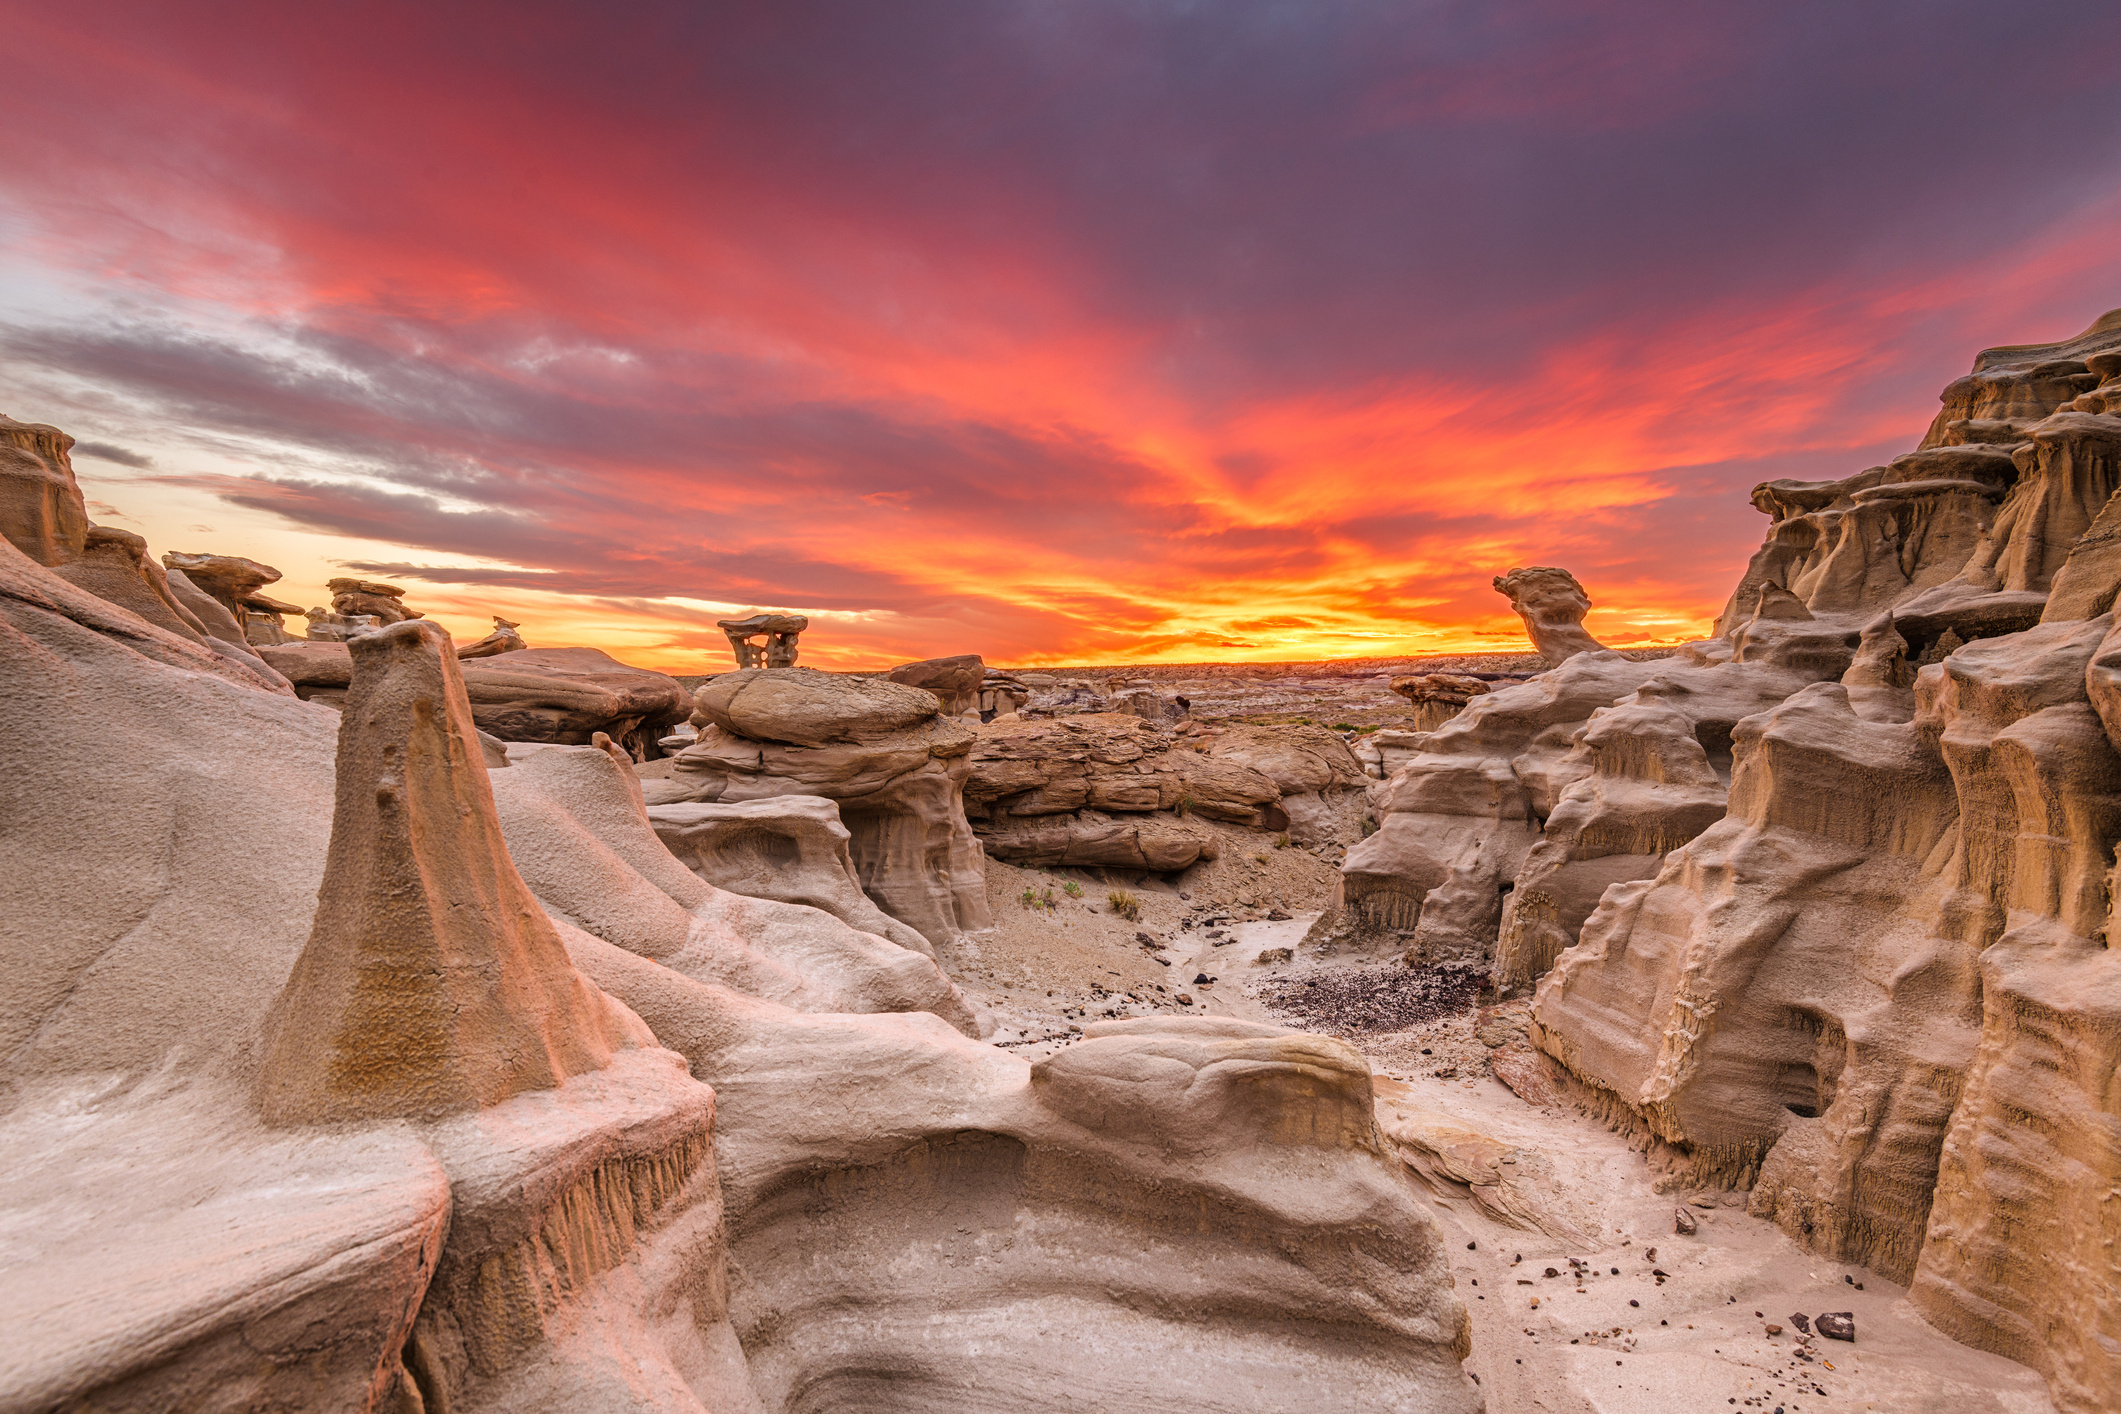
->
[[1257, 963, 1486, 1034]]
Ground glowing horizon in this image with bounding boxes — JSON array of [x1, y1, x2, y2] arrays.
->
[[6, 1, 2121, 674]]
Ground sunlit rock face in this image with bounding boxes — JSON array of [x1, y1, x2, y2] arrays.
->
[[0, 493, 1481, 1413], [1346, 307, 2121, 1414]]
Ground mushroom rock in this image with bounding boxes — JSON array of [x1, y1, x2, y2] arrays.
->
[[646, 794, 939, 958], [161, 550, 282, 622], [718, 610, 807, 668], [328, 575, 420, 624], [889, 652, 987, 714], [259, 639, 691, 756], [1390, 672, 1492, 732], [0, 413, 90, 567], [652, 667, 996, 956], [1494, 566, 1607, 667], [254, 619, 649, 1126]]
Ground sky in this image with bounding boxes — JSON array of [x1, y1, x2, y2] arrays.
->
[[5, 1, 2121, 671]]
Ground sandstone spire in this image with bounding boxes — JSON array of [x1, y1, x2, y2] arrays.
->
[[256, 619, 639, 1125]]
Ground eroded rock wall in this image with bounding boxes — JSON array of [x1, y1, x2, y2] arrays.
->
[[1343, 309, 2121, 1412]]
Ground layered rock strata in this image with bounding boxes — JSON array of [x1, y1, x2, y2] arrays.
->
[[261, 639, 690, 756], [648, 667, 997, 956], [0, 501, 1481, 1413], [1348, 307, 2121, 1413], [961, 713, 1367, 872]]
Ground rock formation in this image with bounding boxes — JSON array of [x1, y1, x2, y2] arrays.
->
[[160, 550, 293, 642], [255, 620, 649, 1125], [889, 651, 987, 713], [646, 794, 939, 957], [647, 666, 997, 956], [260, 639, 690, 756], [1390, 672, 1492, 731], [0, 414, 90, 567], [454, 613, 527, 658], [0, 503, 1480, 1413], [963, 714, 1368, 870], [1494, 566, 1606, 666], [718, 610, 807, 667], [1350, 306, 2121, 1414]]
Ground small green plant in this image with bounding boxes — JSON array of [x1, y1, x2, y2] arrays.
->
[[1061, 879, 1083, 898], [1330, 722, 1357, 732], [1174, 791, 1192, 818], [1019, 886, 1059, 912], [1360, 817, 1379, 837], [1273, 833, 1291, 849], [1018, 887, 1041, 910], [1108, 889, 1141, 921]]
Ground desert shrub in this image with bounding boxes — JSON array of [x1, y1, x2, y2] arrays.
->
[[1061, 880, 1083, 898], [1273, 833, 1291, 849], [1107, 889, 1141, 921]]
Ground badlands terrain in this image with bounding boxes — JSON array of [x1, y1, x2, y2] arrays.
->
[[4, 307, 2120, 1413]]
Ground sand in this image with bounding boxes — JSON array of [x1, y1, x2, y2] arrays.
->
[[948, 857, 2058, 1414]]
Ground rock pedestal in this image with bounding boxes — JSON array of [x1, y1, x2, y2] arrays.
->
[[254, 620, 644, 1126], [718, 611, 807, 667]]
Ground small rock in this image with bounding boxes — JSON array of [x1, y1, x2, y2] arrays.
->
[[1135, 932, 1157, 945], [1176, 993, 1194, 1005], [1687, 1194, 1718, 1209], [1193, 973, 1211, 984], [1155, 957, 1171, 966], [1674, 1207, 1698, 1236], [1790, 1313, 1811, 1335], [1815, 1311, 1855, 1342], [1765, 1323, 1783, 1336], [1253, 947, 1293, 965]]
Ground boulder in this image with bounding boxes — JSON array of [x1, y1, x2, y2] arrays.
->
[[962, 713, 1284, 872]]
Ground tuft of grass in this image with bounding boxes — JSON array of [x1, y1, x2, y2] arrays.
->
[[1173, 792, 1192, 818], [1360, 817, 1379, 837], [1061, 879, 1083, 898], [1273, 833, 1291, 849], [1107, 889, 1141, 922], [1019, 885, 1059, 912], [1330, 722, 1357, 732]]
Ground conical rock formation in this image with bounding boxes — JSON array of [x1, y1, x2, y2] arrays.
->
[[256, 619, 646, 1125]]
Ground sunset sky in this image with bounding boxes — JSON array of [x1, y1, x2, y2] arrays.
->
[[5, 1, 2121, 671]]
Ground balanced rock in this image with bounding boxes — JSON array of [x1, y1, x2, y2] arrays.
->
[[718, 610, 806, 668], [1494, 566, 1607, 666], [1390, 672, 1492, 731]]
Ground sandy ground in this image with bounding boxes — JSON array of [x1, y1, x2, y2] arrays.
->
[[950, 884, 2057, 1414]]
